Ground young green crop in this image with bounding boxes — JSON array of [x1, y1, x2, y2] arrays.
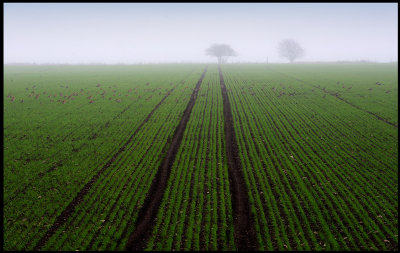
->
[[4, 63, 397, 251], [3, 64, 205, 250], [145, 65, 236, 251], [220, 63, 397, 250]]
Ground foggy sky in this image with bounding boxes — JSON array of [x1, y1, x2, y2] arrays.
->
[[4, 3, 398, 64]]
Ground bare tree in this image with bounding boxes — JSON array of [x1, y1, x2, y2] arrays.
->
[[278, 39, 304, 63], [205, 44, 237, 64]]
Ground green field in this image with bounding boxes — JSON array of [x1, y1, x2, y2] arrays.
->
[[3, 63, 398, 251]]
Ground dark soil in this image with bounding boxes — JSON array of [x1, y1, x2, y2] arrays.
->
[[33, 86, 177, 251], [125, 66, 208, 251], [218, 65, 258, 251]]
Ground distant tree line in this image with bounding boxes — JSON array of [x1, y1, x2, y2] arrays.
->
[[205, 39, 305, 64]]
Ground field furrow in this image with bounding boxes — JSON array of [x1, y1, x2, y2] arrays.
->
[[4, 63, 397, 251], [126, 66, 208, 250], [144, 65, 236, 251], [220, 64, 397, 250]]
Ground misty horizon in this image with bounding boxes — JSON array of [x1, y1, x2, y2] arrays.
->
[[4, 60, 398, 66], [4, 3, 398, 64]]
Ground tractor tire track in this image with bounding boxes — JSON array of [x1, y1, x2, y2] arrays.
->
[[33, 86, 178, 251], [125, 66, 208, 251], [218, 65, 258, 251]]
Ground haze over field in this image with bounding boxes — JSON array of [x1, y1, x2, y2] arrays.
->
[[4, 3, 398, 64]]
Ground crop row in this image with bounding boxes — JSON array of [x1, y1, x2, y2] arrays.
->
[[265, 63, 398, 125], [221, 65, 397, 250], [4, 64, 397, 251], [39, 70, 207, 251], [3, 65, 206, 250], [145, 65, 236, 250], [4, 65, 193, 202]]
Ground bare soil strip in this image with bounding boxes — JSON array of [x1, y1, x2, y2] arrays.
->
[[33, 86, 178, 251], [218, 66, 258, 251], [125, 66, 208, 251]]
